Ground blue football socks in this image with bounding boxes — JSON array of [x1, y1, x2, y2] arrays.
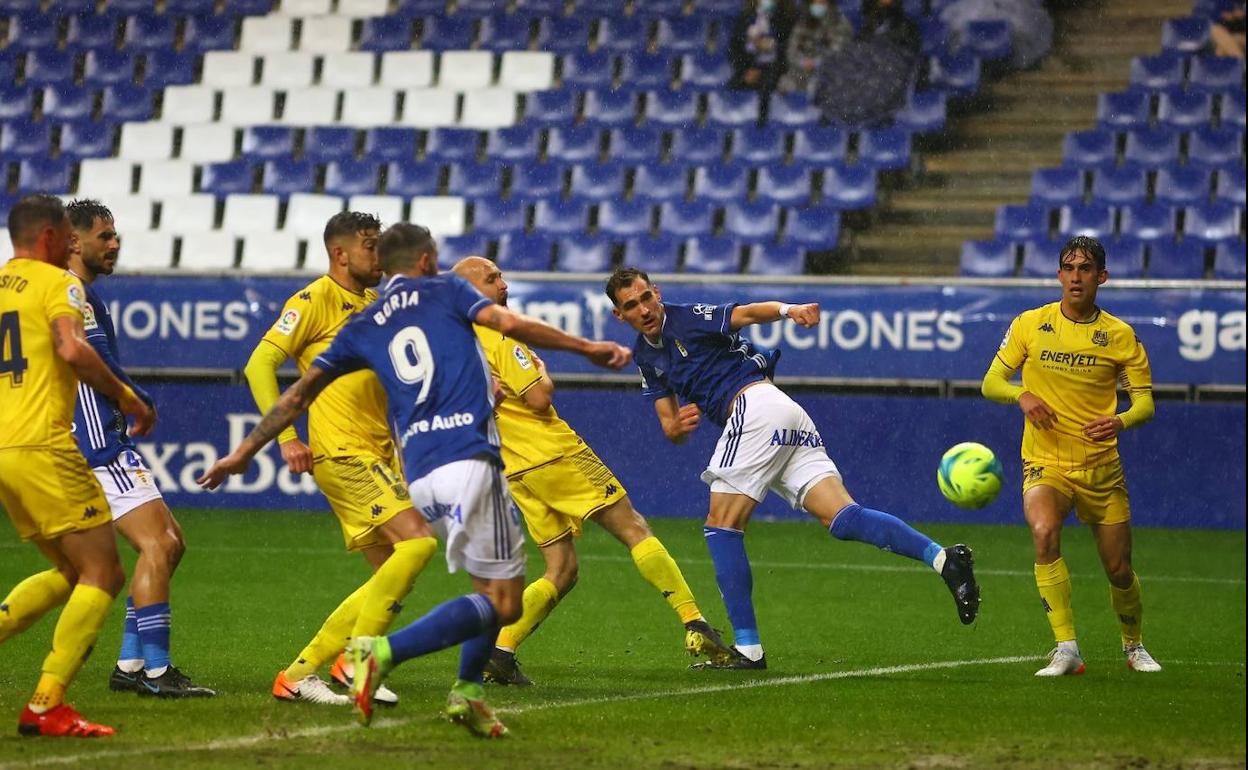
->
[[829, 503, 943, 568], [134, 601, 172, 675], [704, 526, 761, 649], [387, 594, 498, 667], [117, 596, 143, 670], [458, 626, 502, 684]]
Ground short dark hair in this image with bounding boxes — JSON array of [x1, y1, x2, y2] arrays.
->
[[66, 198, 115, 231], [322, 210, 382, 248], [377, 223, 436, 274], [1059, 235, 1107, 272], [7, 194, 66, 248], [605, 266, 652, 305]]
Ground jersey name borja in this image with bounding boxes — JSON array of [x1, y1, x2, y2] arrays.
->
[[315, 273, 499, 482], [71, 277, 152, 468], [632, 302, 779, 426]]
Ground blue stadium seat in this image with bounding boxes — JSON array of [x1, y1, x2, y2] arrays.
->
[[1030, 167, 1085, 207], [485, 126, 540, 162], [109, 0, 158, 13], [84, 51, 137, 88], [659, 199, 714, 236], [634, 0, 685, 12], [182, 15, 239, 53], [325, 160, 382, 197], [1216, 167, 1246, 205], [25, 51, 76, 86], [0, 85, 34, 121], [306, 127, 359, 163], [438, 233, 489, 263], [67, 14, 121, 50], [656, 18, 709, 53], [1108, 237, 1147, 278], [360, 17, 413, 52], [1161, 17, 1211, 53], [747, 241, 805, 275], [959, 239, 1018, 277], [384, 160, 443, 196], [1158, 90, 1213, 129], [242, 126, 296, 160], [1187, 126, 1243, 169], [555, 234, 614, 272], [622, 233, 681, 273], [1128, 54, 1185, 92], [546, 126, 601, 163], [1020, 238, 1065, 277], [1154, 166, 1211, 206], [683, 236, 741, 273], [618, 52, 675, 91], [222, 0, 276, 13], [167, 0, 218, 12], [396, 0, 450, 12], [420, 17, 477, 51], [928, 52, 981, 95], [644, 89, 700, 128], [1189, 56, 1244, 93], [582, 89, 640, 128], [263, 159, 317, 198], [0, 54, 16, 86], [472, 197, 529, 236], [1090, 166, 1148, 205], [608, 126, 663, 162], [1213, 240, 1246, 279], [495, 232, 553, 271], [509, 161, 565, 199], [995, 204, 1051, 240], [706, 91, 760, 128], [756, 166, 813, 206], [690, 0, 742, 14], [1097, 91, 1153, 130], [5, 14, 58, 51], [1123, 128, 1180, 167], [1119, 203, 1177, 242], [1, 121, 50, 160], [59, 120, 116, 159], [1184, 201, 1243, 243], [447, 161, 506, 198], [18, 158, 72, 192], [792, 126, 849, 165], [1148, 239, 1206, 278], [1062, 129, 1118, 168], [535, 17, 593, 54], [363, 127, 418, 162], [693, 162, 751, 204], [730, 126, 785, 164], [562, 51, 614, 90], [857, 128, 912, 170], [767, 91, 822, 128], [534, 197, 590, 235], [632, 164, 689, 202], [523, 89, 578, 126], [1219, 91, 1245, 129], [820, 163, 877, 209], [963, 20, 1011, 61], [142, 51, 198, 88], [42, 85, 95, 122], [682, 52, 733, 91], [723, 201, 779, 242], [424, 128, 480, 162], [598, 198, 654, 237], [598, 17, 649, 54], [124, 14, 177, 51], [1058, 203, 1114, 239], [894, 90, 948, 134], [569, 161, 627, 201], [478, 14, 534, 52], [668, 126, 725, 164], [514, 0, 566, 15], [784, 206, 840, 248]]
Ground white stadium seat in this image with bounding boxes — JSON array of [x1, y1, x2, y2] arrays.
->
[[280, 0, 330, 14], [240, 16, 294, 53], [0, 229, 13, 265], [438, 51, 494, 90], [340, 87, 398, 127], [499, 51, 555, 91], [285, 193, 345, 238], [241, 232, 302, 271], [337, 0, 388, 15], [138, 160, 195, 198], [178, 231, 238, 271], [459, 88, 518, 129], [157, 194, 217, 235], [222, 194, 282, 235], [161, 86, 217, 125], [320, 52, 377, 89], [201, 52, 256, 88], [260, 52, 316, 89], [282, 88, 339, 124], [379, 51, 434, 89], [219, 87, 278, 126], [410, 196, 466, 238], [178, 124, 237, 163], [348, 194, 405, 226], [400, 89, 459, 127], [113, 231, 174, 271], [299, 16, 353, 54], [118, 123, 175, 161], [108, 196, 156, 231], [76, 159, 135, 196]]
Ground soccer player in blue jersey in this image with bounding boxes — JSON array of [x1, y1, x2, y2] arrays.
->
[[198, 224, 630, 737], [606, 267, 981, 668], [65, 199, 214, 698]]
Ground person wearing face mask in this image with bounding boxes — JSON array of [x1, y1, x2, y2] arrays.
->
[[779, 0, 854, 94], [728, 0, 798, 96]]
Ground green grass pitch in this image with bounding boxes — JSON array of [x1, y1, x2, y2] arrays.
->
[[1, 510, 1244, 769]]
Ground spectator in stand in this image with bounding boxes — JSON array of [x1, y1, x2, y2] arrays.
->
[[779, 0, 855, 94], [1211, 2, 1245, 58], [728, 0, 799, 97], [813, 0, 921, 126]]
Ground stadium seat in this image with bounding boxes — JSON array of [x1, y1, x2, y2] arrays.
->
[[857, 128, 912, 170], [361, 17, 414, 52], [0, 229, 13, 264], [598, 17, 649, 54], [632, 164, 689, 202], [320, 53, 377, 90], [262, 159, 317, 198], [1123, 128, 1180, 167], [683, 236, 741, 274], [995, 204, 1051, 240], [767, 91, 822, 128], [124, 14, 177, 52], [1190, 56, 1245, 93], [731, 126, 785, 164], [1128, 54, 1185, 91], [458, 89, 518, 130], [425, 128, 481, 163], [1216, 167, 1246, 206], [160, 85, 218, 125], [533, 198, 590, 236], [305, 126, 358, 163], [658, 199, 714, 236], [928, 52, 981, 95], [101, 84, 154, 122], [1184, 202, 1243, 243], [398, 89, 458, 127], [1218, 92, 1245, 130], [118, 123, 175, 162], [241, 127, 296, 160], [378, 51, 434, 89], [523, 89, 578, 126], [84, 51, 137, 88], [792, 126, 849, 165], [221, 194, 281, 235], [42, 86, 95, 122], [485, 126, 540, 162], [158, 194, 218, 235], [182, 15, 239, 53], [325, 160, 382, 197], [222, 0, 277, 13], [1062, 129, 1118, 168], [693, 162, 751, 204], [1161, 17, 1211, 53], [142, 51, 198, 89], [556, 234, 614, 272], [706, 91, 760, 129], [1157, 91, 1213, 129], [669, 127, 726, 164], [439, 51, 495, 91], [682, 52, 734, 91], [341, 88, 400, 127], [470, 196, 527, 236], [436, 233, 490, 264], [76, 159, 135, 196], [723, 201, 780, 242], [200, 161, 257, 196], [347, 194, 404, 226], [1148, 239, 1206, 278], [113, 231, 175, 271], [569, 162, 627, 201], [479, 14, 535, 53], [509, 161, 565, 199], [419, 17, 477, 52], [1058, 203, 1115, 239], [138, 160, 195, 198], [220, 87, 279, 126], [1187, 126, 1244, 170], [644, 90, 700, 128], [1096, 91, 1153, 130], [172, 0, 232, 14], [24, 51, 75, 86], [384, 160, 444, 197], [583, 89, 640, 128], [447, 161, 505, 198], [1020, 238, 1065, 277], [618, 52, 676, 92], [300, 16, 352, 54], [0, 86, 33, 122], [179, 124, 237, 163], [240, 16, 294, 53], [561, 51, 614, 90], [366, 128, 419, 162], [534, 17, 593, 54], [1154, 166, 1211, 206], [657, 17, 709, 53], [963, 19, 1011, 61], [1119, 203, 1177, 242], [1090, 166, 1148, 205], [622, 233, 681, 273], [820, 163, 877, 209], [241, 232, 301, 271], [1213, 240, 1246, 279], [756, 166, 813, 206], [285, 194, 346, 239], [1030, 167, 1085, 207], [784, 206, 840, 249], [608, 127, 663, 163], [547, 126, 602, 163], [1, 122, 51, 160], [747, 241, 804, 275], [107, 196, 156, 233], [179, 232, 238, 272], [1108, 237, 1147, 278], [894, 90, 948, 134], [499, 51, 555, 91], [959, 239, 1018, 277], [495, 233, 554, 271], [7, 13, 59, 51], [598, 198, 654, 237], [203, 52, 257, 88]]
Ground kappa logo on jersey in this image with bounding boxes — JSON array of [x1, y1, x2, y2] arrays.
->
[[512, 344, 533, 370], [274, 308, 300, 336], [1092, 330, 1110, 347], [82, 505, 100, 520], [298, 291, 312, 301], [67, 283, 85, 312], [341, 302, 354, 311], [691, 303, 716, 320], [1038, 322, 1055, 333], [82, 301, 98, 331]]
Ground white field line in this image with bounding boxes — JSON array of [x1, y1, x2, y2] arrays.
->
[[1, 655, 1039, 769]]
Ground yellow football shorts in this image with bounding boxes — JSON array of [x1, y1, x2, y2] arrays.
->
[[508, 447, 628, 547], [313, 452, 412, 551], [0, 446, 112, 542], [1022, 458, 1131, 526]]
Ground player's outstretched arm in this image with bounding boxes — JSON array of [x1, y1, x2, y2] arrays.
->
[[475, 305, 631, 369], [198, 365, 336, 490], [655, 395, 700, 444], [730, 301, 819, 331], [52, 315, 155, 437], [243, 341, 313, 474]]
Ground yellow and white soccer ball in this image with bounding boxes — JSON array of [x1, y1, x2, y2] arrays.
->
[[937, 442, 1004, 510]]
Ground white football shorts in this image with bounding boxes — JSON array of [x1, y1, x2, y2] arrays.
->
[[94, 448, 165, 521], [700, 382, 841, 509], [408, 456, 526, 580]]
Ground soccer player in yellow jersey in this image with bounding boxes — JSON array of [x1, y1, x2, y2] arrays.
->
[[981, 236, 1161, 677], [1, 194, 155, 736], [452, 257, 735, 684], [244, 211, 437, 705]]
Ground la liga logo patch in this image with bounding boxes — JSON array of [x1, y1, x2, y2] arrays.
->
[[275, 308, 301, 335]]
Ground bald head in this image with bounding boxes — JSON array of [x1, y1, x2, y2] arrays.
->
[[452, 256, 508, 306]]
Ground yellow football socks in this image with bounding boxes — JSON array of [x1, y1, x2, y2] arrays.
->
[[351, 537, 437, 639], [285, 583, 369, 681], [32, 584, 112, 712], [631, 536, 702, 625], [1110, 571, 1143, 647], [1035, 559, 1077, 643], [496, 577, 560, 652], [0, 569, 71, 644]]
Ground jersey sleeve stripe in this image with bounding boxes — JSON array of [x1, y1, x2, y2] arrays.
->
[[467, 297, 492, 320]]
